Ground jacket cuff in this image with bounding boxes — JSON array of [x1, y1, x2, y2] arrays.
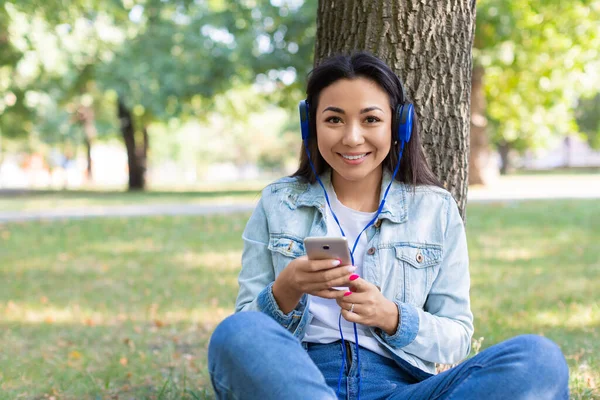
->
[[256, 282, 306, 328], [379, 301, 420, 348]]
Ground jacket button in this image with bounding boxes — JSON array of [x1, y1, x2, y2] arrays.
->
[[416, 252, 424, 263], [367, 247, 376, 255], [374, 219, 382, 228]]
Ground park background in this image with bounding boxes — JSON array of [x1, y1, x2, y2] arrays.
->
[[0, 0, 599, 399]]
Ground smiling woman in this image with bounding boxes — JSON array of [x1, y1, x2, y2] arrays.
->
[[207, 52, 571, 400]]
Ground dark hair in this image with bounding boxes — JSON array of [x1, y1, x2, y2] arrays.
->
[[292, 52, 442, 189]]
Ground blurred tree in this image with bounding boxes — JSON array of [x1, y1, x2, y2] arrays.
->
[[472, 0, 600, 182], [576, 93, 600, 149], [314, 0, 476, 217], [0, 1, 124, 180], [1, 0, 318, 189]]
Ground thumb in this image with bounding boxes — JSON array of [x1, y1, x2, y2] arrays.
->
[[349, 276, 370, 292]]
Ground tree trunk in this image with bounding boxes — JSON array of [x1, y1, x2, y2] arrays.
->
[[315, 0, 476, 218], [118, 97, 147, 190], [77, 104, 96, 182], [498, 141, 510, 175], [468, 65, 490, 186]]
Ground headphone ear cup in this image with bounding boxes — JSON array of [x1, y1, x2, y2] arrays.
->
[[299, 100, 310, 141], [395, 103, 414, 143]]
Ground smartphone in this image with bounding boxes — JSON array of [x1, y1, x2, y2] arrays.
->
[[304, 237, 352, 291], [304, 237, 352, 265]]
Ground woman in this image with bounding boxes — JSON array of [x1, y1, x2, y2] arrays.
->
[[208, 52, 569, 400]]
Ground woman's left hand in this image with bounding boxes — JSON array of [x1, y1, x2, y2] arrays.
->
[[336, 277, 399, 335]]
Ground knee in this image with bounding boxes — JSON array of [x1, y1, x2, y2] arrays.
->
[[509, 334, 569, 382], [208, 312, 272, 366]]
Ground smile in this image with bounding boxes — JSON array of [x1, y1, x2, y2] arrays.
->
[[340, 153, 368, 160]]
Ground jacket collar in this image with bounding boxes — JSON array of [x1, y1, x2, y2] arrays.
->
[[296, 169, 408, 224]]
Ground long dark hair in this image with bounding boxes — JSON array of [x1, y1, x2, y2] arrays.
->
[[292, 52, 442, 189]]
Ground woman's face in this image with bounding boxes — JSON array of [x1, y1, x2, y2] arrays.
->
[[315, 77, 393, 186]]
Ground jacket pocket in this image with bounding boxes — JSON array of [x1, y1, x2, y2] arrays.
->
[[268, 233, 305, 273], [393, 243, 442, 307]]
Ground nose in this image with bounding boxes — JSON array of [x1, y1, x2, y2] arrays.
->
[[341, 122, 365, 147]]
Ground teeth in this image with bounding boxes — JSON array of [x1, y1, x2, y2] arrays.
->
[[342, 153, 367, 160]]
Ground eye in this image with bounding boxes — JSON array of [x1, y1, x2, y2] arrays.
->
[[325, 116, 342, 124], [365, 116, 381, 123]]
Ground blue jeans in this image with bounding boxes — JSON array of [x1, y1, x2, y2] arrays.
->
[[208, 312, 569, 400]]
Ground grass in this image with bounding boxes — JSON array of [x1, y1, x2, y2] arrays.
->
[[0, 200, 599, 399], [0, 188, 263, 212]]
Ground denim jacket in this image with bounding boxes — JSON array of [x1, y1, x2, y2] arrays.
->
[[235, 172, 474, 376]]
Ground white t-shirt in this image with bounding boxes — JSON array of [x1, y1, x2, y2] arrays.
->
[[304, 183, 393, 359]]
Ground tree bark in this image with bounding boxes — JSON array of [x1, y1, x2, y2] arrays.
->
[[315, 0, 476, 218], [468, 65, 490, 185], [118, 97, 147, 190]]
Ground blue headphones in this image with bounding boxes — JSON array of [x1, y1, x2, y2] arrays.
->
[[299, 100, 414, 144]]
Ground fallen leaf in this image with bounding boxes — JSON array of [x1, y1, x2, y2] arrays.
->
[[120, 357, 128, 366], [69, 351, 82, 360], [153, 319, 165, 328], [40, 296, 49, 304]]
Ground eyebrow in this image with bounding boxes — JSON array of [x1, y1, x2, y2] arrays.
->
[[322, 106, 384, 114]]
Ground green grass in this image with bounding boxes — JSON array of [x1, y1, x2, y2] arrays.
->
[[0, 185, 265, 212], [0, 200, 599, 399]]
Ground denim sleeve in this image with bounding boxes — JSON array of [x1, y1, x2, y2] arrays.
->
[[234, 196, 309, 337], [380, 196, 474, 365]]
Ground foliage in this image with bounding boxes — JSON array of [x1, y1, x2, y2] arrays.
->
[[475, 0, 600, 152], [0, 0, 317, 137]]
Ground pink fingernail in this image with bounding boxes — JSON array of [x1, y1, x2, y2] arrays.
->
[[349, 274, 359, 281], [344, 291, 352, 297], [331, 259, 341, 267]]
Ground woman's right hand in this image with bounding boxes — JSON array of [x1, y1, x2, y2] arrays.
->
[[287, 256, 357, 297], [273, 256, 357, 313], [275, 255, 356, 298]]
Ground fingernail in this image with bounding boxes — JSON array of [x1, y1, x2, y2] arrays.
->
[[332, 259, 341, 267], [349, 274, 359, 281], [344, 291, 352, 297], [346, 266, 357, 273]]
